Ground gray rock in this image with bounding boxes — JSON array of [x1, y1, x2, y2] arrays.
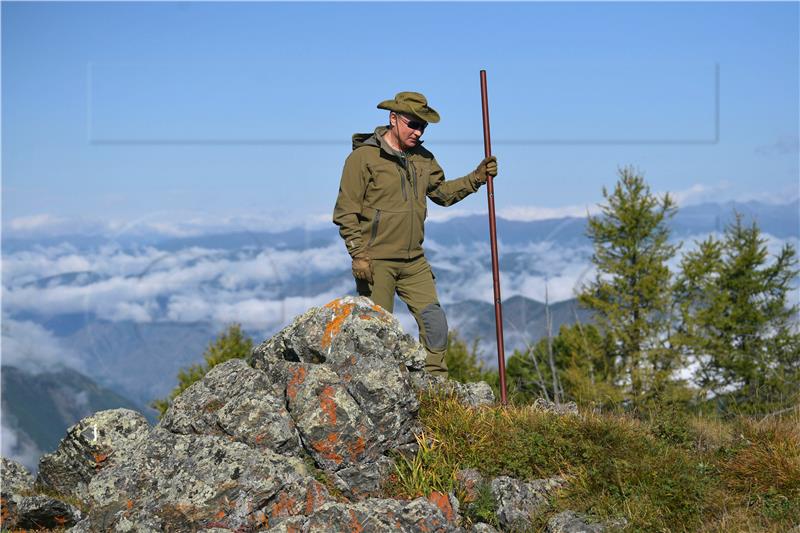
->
[[0, 457, 35, 528], [490, 475, 566, 531], [160, 358, 300, 455], [332, 455, 395, 500], [533, 398, 579, 416], [250, 295, 427, 373], [36, 409, 150, 505], [471, 523, 500, 532], [546, 510, 610, 533], [14, 494, 82, 529], [80, 428, 315, 531], [286, 363, 377, 470], [304, 497, 458, 532], [409, 373, 496, 407], [456, 468, 485, 504], [1, 457, 34, 494], [247, 296, 422, 493]]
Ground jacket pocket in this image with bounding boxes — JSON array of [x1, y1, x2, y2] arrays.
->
[[367, 209, 382, 247]]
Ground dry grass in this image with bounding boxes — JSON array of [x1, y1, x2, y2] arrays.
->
[[386, 391, 800, 532]]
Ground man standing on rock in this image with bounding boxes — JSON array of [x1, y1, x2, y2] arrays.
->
[[333, 91, 498, 376]]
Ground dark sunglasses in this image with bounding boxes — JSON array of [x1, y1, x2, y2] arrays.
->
[[397, 114, 427, 132]]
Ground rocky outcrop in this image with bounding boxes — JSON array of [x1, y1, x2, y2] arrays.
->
[[1, 458, 82, 530], [2, 296, 495, 531], [250, 297, 430, 497]]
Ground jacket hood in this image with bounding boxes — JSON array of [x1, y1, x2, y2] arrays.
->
[[351, 126, 424, 153]]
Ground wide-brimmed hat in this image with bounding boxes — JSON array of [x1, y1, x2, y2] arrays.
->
[[377, 91, 440, 123]]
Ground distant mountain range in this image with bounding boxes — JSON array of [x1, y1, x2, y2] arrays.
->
[[1, 365, 145, 471]]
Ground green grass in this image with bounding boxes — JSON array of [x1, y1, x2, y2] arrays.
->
[[384, 391, 800, 532]]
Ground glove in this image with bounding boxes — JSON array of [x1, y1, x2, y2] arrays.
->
[[474, 156, 498, 185], [352, 254, 374, 284]]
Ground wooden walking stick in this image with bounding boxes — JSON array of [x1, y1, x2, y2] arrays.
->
[[480, 70, 508, 405]]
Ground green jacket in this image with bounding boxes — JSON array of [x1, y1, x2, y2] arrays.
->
[[333, 126, 483, 260]]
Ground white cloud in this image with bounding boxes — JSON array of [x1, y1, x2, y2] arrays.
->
[[0, 316, 85, 374], [1, 413, 42, 473], [498, 204, 599, 221]]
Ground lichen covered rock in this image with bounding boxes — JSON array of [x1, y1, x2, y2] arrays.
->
[[160, 358, 300, 455], [249, 296, 422, 490], [409, 373, 496, 407], [304, 497, 458, 532], [36, 408, 150, 505], [490, 475, 566, 531], [81, 428, 320, 531]]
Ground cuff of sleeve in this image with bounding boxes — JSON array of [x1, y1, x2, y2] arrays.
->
[[466, 170, 483, 191]]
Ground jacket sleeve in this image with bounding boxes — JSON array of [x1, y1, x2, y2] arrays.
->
[[426, 158, 482, 207], [332, 151, 368, 258]]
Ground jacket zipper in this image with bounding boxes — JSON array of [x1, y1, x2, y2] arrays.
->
[[368, 209, 381, 246], [406, 157, 415, 258]]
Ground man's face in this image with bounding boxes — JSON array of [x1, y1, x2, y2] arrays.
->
[[392, 112, 427, 150]]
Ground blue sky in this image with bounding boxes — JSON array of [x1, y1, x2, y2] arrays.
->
[[3, 1, 798, 234]]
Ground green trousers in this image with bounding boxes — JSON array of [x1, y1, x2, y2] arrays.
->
[[356, 256, 449, 376]]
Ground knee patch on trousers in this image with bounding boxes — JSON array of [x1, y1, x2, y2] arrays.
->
[[421, 303, 448, 352]]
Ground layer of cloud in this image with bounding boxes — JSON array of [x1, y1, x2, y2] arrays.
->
[[1, 316, 86, 374], [1, 412, 42, 472]]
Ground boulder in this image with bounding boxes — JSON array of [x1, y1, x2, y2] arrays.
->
[[249, 296, 423, 493], [80, 428, 324, 531], [409, 373, 495, 407], [36, 408, 150, 505], [160, 358, 300, 455], [331, 455, 395, 500], [13, 495, 82, 530], [532, 398, 579, 416], [1, 457, 35, 530], [250, 296, 426, 372], [546, 510, 616, 532], [490, 475, 566, 531], [1, 457, 34, 494]]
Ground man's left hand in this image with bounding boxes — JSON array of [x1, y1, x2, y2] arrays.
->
[[474, 156, 498, 185]]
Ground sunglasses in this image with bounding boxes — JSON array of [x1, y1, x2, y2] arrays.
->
[[397, 114, 427, 132]]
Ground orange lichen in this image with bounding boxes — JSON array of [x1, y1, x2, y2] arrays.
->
[[93, 452, 109, 464], [215, 510, 226, 520], [305, 481, 326, 515], [319, 386, 337, 425], [287, 366, 307, 401], [359, 314, 372, 320], [348, 509, 364, 533], [270, 492, 298, 518], [321, 301, 355, 348], [347, 436, 366, 463], [427, 491, 454, 522], [312, 433, 344, 465], [255, 510, 269, 528], [126, 499, 134, 510]]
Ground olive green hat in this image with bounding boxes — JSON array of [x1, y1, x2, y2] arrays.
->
[[377, 91, 440, 123]]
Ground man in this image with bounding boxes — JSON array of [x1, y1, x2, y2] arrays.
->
[[333, 91, 498, 376]]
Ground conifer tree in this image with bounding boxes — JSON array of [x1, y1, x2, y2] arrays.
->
[[579, 167, 680, 406], [675, 214, 799, 412]]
